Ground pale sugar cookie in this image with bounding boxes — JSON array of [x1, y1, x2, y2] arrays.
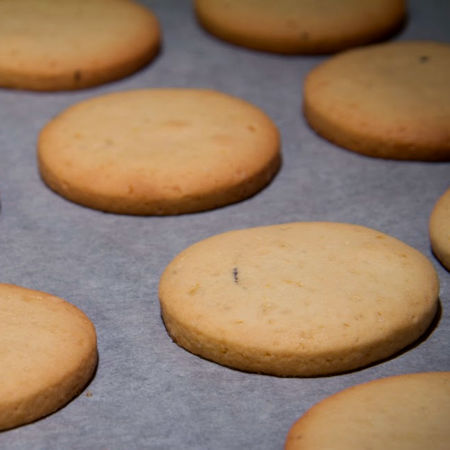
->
[[285, 372, 450, 450], [0, 0, 160, 90], [38, 88, 281, 215], [194, 0, 405, 54], [430, 188, 450, 270], [159, 222, 439, 376], [0, 283, 97, 430], [304, 41, 450, 160]]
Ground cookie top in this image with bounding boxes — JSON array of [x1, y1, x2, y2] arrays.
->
[[0, 283, 97, 430], [0, 0, 160, 90], [38, 88, 281, 215], [430, 188, 450, 270], [159, 222, 439, 376], [194, 0, 405, 54], [304, 41, 450, 160], [285, 371, 450, 450]]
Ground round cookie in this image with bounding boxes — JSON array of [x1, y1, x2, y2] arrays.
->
[[303, 41, 450, 161], [0, 0, 160, 91], [285, 372, 450, 450], [430, 188, 450, 270], [38, 88, 281, 215], [194, 0, 406, 54], [0, 283, 97, 430], [159, 222, 439, 376]]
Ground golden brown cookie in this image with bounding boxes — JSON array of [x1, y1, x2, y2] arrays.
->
[[304, 41, 450, 160], [38, 88, 281, 215], [159, 222, 439, 376], [285, 372, 450, 450], [0, 283, 97, 430], [194, 0, 406, 54], [0, 0, 160, 91], [430, 188, 450, 270]]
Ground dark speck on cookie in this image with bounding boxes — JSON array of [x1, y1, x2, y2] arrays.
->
[[232, 267, 239, 284]]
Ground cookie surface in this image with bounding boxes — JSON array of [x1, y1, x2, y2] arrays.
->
[[304, 41, 450, 160], [0, 0, 160, 90], [0, 283, 97, 430], [159, 222, 439, 376], [38, 88, 280, 215], [430, 188, 450, 270], [194, 0, 405, 54], [285, 372, 450, 449]]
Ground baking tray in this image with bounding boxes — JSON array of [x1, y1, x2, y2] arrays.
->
[[0, 1, 449, 448]]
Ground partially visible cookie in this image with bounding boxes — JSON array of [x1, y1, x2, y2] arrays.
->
[[0, 283, 97, 430], [304, 41, 450, 160], [194, 0, 405, 54], [430, 188, 450, 270], [38, 88, 281, 215], [0, 0, 160, 91], [159, 222, 439, 376], [285, 372, 450, 450]]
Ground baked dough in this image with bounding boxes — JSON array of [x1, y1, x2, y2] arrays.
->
[[304, 41, 450, 160], [285, 372, 450, 449], [0, 283, 98, 430], [0, 0, 160, 90], [194, 0, 405, 54], [159, 222, 439, 376], [38, 88, 281, 215], [430, 188, 450, 270]]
